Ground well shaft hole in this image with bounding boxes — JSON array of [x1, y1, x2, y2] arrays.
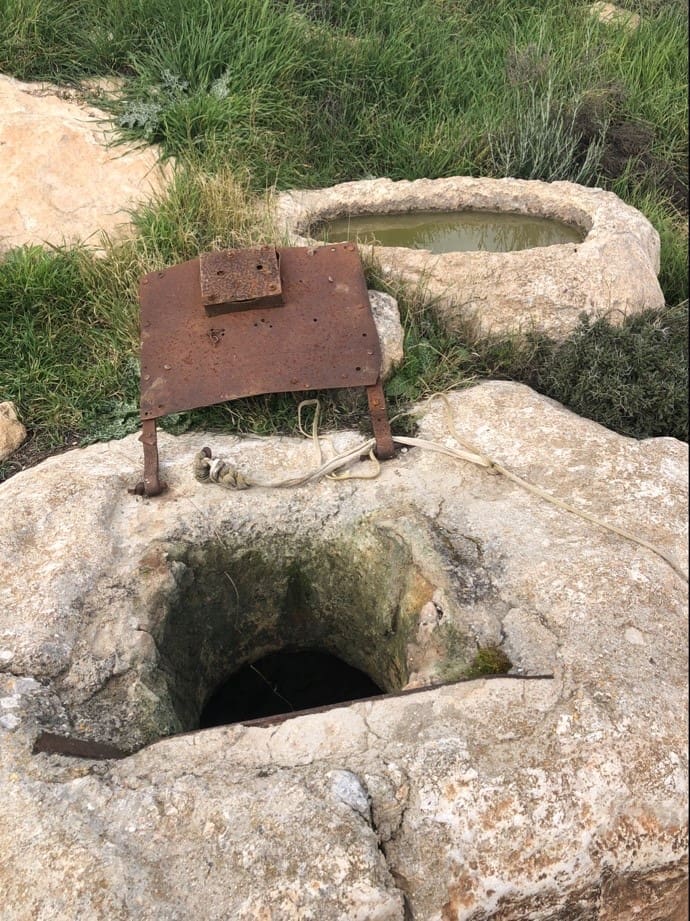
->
[[199, 650, 383, 727]]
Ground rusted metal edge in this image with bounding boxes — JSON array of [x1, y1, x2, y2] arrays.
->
[[366, 379, 395, 459], [31, 675, 553, 759], [33, 731, 128, 760], [232, 673, 555, 730], [137, 418, 165, 497]]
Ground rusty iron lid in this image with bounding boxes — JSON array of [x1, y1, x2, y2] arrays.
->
[[139, 243, 383, 420]]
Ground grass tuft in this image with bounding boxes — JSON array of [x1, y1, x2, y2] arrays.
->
[[489, 81, 606, 183]]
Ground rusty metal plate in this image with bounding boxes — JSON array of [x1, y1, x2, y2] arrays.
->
[[139, 243, 382, 419], [200, 245, 282, 316]]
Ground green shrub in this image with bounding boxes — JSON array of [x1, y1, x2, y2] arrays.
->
[[528, 304, 689, 440]]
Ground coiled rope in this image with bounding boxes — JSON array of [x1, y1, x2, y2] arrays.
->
[[193, 397, 688, 584]]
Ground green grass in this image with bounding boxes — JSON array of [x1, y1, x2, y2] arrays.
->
[[0, 246, 138, 450], [1, 199, 685, 483], [0, 0, 687, 479], [2, 1, 686, 190]]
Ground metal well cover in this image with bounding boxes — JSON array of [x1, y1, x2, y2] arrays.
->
[[139, 243, 382, 420]]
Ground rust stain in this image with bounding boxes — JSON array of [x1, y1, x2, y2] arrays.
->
[[442, 872, 476, 920]]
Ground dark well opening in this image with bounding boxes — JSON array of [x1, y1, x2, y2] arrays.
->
[[199, 649, 384, 727], [59, 518, 502, 752]]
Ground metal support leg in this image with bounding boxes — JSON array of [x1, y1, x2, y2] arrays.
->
[[137, 418, 165, 496], [366, 379, 395, 460]]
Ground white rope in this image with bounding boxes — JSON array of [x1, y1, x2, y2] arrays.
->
[[194, 400, 380, 489], [193, 397, 688, 584]]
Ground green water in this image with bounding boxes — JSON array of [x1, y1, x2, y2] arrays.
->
[[320, 210, 584, 253]]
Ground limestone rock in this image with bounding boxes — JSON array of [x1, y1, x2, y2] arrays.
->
[[273, 176, 665, 339], [0, 383, 687, 919], [0, 401, 27, 460], [0, 74, 172, 252], [368, 289, 404, 379], [590, 2, 642, 31]]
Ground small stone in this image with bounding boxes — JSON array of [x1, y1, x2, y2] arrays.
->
[[0, 402, 27, 461], [624, 626, 645, 645], [589, 2, 641, 31], [330, 769, 371, 820]]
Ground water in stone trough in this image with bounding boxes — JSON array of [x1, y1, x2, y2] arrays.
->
[[199, 649, 384, 726], [321, 209, 583, 253]]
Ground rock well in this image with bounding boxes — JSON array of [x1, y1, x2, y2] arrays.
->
[[1, 383, 687, 920]]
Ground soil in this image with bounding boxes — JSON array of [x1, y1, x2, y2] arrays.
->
[[0, 431, 83, 483]]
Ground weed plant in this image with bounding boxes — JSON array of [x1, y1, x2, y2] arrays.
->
[[367, 263, 689, 442], [434, 621, 513, 683]]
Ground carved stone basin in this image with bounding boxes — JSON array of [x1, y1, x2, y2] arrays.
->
[[273, 176, 665, 339]]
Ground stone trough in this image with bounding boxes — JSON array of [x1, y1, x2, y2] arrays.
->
[[0, 383, 687, 920], [273, 177, 665, 339]]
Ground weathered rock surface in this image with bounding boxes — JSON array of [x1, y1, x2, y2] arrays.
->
[[0, 382, 687, 919], [589, 2, 641, 31], [0, 74, 171, 252], [0, 401, 26, 460], [274, 177, 665, 339], [368, 289, 404, 379]]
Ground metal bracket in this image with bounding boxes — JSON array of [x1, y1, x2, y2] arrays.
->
[[135, 243, 395, 496], [367, 380, 395, 459], [33, 731, 128, 760]]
